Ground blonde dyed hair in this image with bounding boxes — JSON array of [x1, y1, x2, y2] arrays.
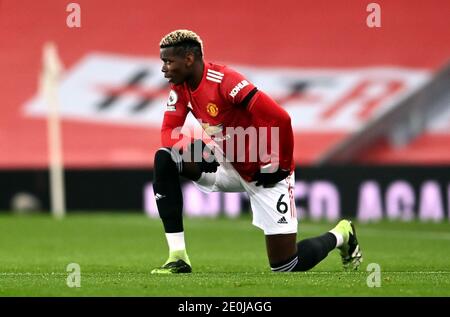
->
[[159, 29, 203, 56]]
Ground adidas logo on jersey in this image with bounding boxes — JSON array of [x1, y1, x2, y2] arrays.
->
[[229, 80, 249, 98], [277, 216, 288, 224]]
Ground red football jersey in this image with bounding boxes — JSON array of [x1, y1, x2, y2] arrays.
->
[[161, 62, 294, 182]]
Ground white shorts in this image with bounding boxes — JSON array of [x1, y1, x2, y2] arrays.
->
[[194, 161, 298, 235]]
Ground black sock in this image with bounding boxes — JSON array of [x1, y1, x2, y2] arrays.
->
[[153, 148, 184, 233], [292, 232, 337, 271]]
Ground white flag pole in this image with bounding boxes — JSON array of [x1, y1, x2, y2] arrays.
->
[[39, 42, 66, 219]]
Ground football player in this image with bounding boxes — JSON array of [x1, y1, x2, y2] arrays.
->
[[151, 30, 362, 273]]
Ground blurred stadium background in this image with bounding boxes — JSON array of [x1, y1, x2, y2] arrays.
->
[[0, 0, 449, 296]]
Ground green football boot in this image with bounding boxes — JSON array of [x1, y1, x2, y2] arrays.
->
[[331, 220, 363, 271], [151, 250, 192, 274]]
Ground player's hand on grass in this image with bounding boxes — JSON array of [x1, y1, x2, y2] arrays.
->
[[254, 164, 290, 188]]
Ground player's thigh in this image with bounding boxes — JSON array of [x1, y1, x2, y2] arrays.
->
[[180, 161, 202, 181], [193, 162, 245, 193], [243, 173, 297, 235]]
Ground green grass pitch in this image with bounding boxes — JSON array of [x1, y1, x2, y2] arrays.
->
[[0, 212, 449, 296]]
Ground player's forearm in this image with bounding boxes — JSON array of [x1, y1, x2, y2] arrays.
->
[[270, 115, 294, 171], [161, 114, 192, 150], [248, 91, 294, 170], [161, 127, 181, 147], [279, 121, 294, 171]]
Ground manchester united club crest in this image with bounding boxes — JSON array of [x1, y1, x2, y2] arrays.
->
[[206, 103, 219, 117]]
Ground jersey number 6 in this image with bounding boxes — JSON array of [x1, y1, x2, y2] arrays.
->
[[277, 194, 288, 214]]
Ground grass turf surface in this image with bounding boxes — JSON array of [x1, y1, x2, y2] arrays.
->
[[0, 213, 449, 296]]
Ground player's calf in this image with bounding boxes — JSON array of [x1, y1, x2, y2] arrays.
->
[[153, 147, 184, 233], [270, 233, 337, 272]]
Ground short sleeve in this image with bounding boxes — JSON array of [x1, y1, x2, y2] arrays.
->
[[220, 67, 256, 105]]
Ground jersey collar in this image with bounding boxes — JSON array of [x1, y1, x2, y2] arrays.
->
[[186, 61, 209, 95]]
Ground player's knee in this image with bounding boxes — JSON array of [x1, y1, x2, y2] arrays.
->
[[154, 148, 182, 179], [154, 148, 172, 167], [270, 255, 299, 273]]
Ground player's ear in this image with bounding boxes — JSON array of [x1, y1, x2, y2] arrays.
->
[[185, 52, 195, 67]]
